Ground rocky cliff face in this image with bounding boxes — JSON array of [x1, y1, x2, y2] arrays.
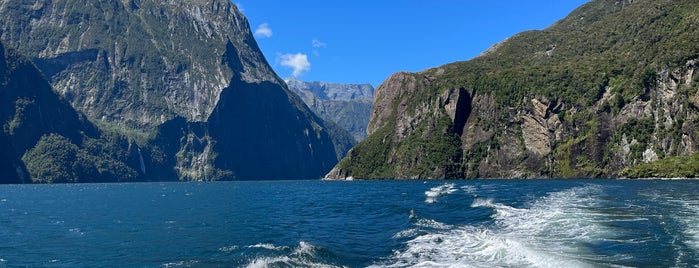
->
[[0, 0, 274, 128], [0, 0, 352, 181], [286, 78, 374, 141], [327, 0, 699, 179]]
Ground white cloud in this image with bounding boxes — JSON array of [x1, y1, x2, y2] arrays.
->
[[234, 2, 244, 12], [312, 39, 327, 48], [255, 23, 272, 38], [278, 53, 310, 77]]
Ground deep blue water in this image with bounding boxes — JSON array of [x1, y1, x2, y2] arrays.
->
[[1, 179, 699, 267]]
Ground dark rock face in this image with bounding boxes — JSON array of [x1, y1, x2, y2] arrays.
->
[[327, 0, 699, 179], [209, 79, 341, 180], [0, 43, 97, 148], [0, 42, 97, 183]]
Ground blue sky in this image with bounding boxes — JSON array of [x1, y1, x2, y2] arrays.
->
[[235, 1, 589, 87]]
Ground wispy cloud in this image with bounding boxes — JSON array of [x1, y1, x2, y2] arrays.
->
[[255, 23, 272, 38], [234, 2, 244, 12], [278, 53, 311, 77], [312, 39, 327, 48], [312, 39, 327, 57]]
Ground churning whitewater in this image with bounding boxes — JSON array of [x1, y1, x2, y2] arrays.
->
[[1, 180, 699, 267], [376, 185, 617, 267]]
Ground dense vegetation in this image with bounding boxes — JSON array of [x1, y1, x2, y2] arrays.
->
[[22, 134, 138, 183], [332, 0, 699, 179], [622, 153, 699, 178]]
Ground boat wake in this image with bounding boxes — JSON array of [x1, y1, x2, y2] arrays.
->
[[377, 185, 627, 267], [678, 200, 699, 251], [645, 189, 699, 265]]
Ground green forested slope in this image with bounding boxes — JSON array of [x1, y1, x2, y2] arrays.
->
[[328, 0, 699, 179]]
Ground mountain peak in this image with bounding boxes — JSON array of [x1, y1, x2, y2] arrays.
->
[[285, 78, 374, 101]]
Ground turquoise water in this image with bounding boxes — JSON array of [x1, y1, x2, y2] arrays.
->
[[1, 179, 698, 267]]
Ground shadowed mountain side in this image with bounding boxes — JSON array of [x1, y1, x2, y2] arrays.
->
[[0, 41, 150, 183], [0, 42, 97, 183], [208, 79, 348, 180]]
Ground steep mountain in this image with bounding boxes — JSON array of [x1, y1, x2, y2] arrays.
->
[[326, 0, 699, 179], [0, 0, 265, 128], [0, 0, 352, 181], [0, 41, 142, 183], [286, 78, 374, 141]]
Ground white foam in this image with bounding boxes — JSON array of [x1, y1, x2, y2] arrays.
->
[[246, 256, 293, 268], [246, 243, 288, 251], [161, 260, 199, 267], [392, 228, 418, 239], [425, 183, 457, 204], [414, 218, 451, 230], [471, 198, 527, 218], [377, 185, 618, 267], [244, 241, 346, 268], [217, 245, 238, 253]]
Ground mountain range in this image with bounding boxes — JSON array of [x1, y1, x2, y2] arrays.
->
[[1, 0, 697, 183], [0, 0, 353, 182], [326, 0, 699, 179], [285, 78, 374, 142]]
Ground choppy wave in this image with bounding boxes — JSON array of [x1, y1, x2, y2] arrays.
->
[[243, 241, 346, 268], [247, 243, 290, 251], [424, 183, 457, 203], [378, 185, 624, 267]]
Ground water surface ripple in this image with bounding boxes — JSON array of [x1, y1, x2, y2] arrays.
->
[[1, 179, 698, 267]]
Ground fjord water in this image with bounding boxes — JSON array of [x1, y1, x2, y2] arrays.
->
[[1, 180, 699, 267]]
